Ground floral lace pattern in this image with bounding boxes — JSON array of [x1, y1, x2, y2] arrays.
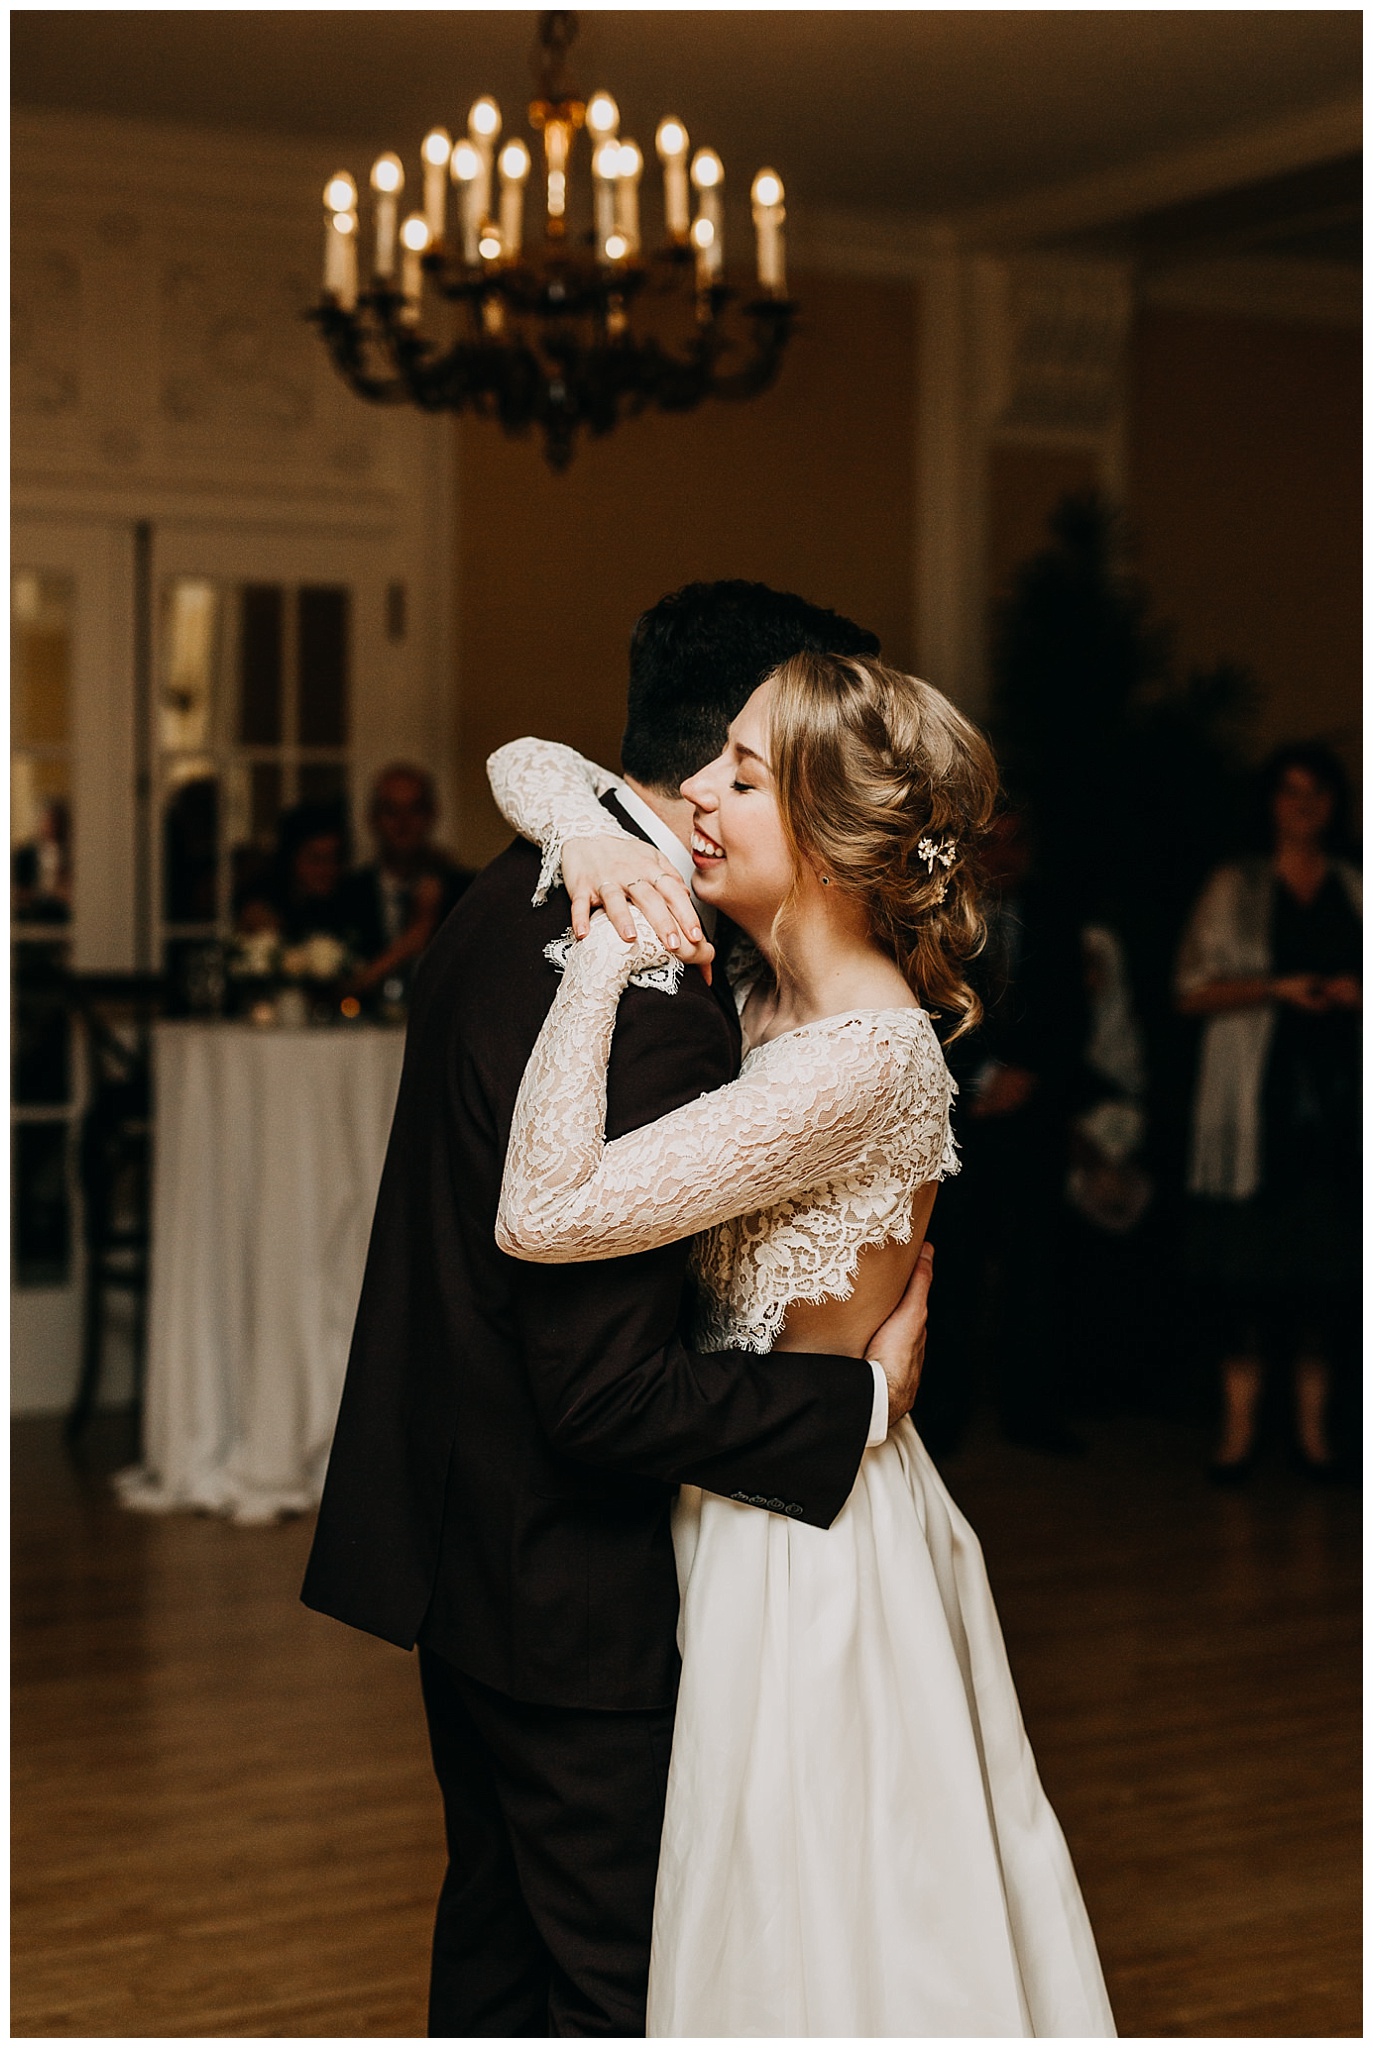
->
[[488, 737, 635, 905], [491, 737, 959, 1349]]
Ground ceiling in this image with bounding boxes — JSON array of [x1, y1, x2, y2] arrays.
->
[[10, 9, 1363, 224]]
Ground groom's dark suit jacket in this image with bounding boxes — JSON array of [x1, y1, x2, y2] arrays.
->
[[302, 797, 874, 1710]]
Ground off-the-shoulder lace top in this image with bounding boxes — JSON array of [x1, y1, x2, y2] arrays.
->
[[489, 737, 959, 1353]]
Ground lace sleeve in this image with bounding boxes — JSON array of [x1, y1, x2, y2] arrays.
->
[[487, 737, 635, 906], [496, 914, 937, 1263]]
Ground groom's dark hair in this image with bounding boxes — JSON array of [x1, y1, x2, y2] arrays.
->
[[621, 580, 881, 795]]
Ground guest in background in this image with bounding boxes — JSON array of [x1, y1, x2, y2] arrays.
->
[[236, 799, 352, 944], [917, 806, 1091, 1457], [338, 764, 472, 1005], [1176, 743, 1361, 1482]]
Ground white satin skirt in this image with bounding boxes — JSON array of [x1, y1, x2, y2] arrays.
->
[[646, 1419, 1117, 2038]]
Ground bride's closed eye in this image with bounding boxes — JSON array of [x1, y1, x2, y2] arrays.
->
[[731, 778, 756, 794]]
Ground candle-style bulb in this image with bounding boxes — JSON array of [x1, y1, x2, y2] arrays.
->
[[656, 117, 691, 242], [690, 150, 724, 280], [451, 139, 482, 183], [615, 139, 643, 256], [468, 96, 502, 141], [324, 171, 358, 214], [421, 128, 452, 243], [370, 152, 405, 278], [750, 168, 787, 295], [586, 91, 620, 138], [398, 211, 430, 324], [371, 152, 404, 196], [498, 138, 531, 260]]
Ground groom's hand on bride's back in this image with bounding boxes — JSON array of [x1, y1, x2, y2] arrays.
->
[[869, 1242, 935, 1429]]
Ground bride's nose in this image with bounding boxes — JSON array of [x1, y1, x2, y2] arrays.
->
[[680, 765, 715, 810]]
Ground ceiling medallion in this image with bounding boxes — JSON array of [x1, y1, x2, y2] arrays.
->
[[312, 10, 794, 469]]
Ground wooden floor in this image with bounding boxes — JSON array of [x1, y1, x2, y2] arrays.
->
[[12, 1411, 1361, 2038]]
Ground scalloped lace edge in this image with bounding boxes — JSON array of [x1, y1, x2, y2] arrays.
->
[[543, 929, 684, 996]]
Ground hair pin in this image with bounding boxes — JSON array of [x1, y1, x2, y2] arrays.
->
[[918, 835, 957, 873]]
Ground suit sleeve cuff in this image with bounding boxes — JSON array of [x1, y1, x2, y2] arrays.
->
[[865, 1361, 889, 1447]]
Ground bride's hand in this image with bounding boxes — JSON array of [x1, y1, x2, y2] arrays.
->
[[564, 834, 711, 969]]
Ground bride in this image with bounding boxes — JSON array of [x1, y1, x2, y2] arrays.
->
[[488, 652, 1115, 2039]]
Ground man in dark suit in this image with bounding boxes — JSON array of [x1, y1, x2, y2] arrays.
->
[[302, 582, 933, 2037], [337, 763, 473, 1008]]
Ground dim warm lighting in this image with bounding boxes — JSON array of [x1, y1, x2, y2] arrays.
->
[[340, 996, 362, 1019], [586, 91, 619, 136], [451, 139, 481, 184], [311, 12, 795, 468]]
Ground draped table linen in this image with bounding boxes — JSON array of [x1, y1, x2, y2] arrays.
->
[[116, 1022, 403, 1524]]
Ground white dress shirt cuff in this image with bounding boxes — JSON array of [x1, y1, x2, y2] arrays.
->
[[866, 1360, 889, 1447]]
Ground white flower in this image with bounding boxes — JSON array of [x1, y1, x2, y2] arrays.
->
[[917, 835, 957, 872], [231, 931, 281, 979], [282, 933, 348, 982]]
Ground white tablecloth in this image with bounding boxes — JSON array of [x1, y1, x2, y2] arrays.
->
[[116, 1023, 404, 1524]]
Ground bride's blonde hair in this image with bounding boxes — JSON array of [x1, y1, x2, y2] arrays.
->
[[766, 652, 999, 1036]]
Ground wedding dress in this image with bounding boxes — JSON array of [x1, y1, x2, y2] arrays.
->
[[489, 740, 1116, 2039]]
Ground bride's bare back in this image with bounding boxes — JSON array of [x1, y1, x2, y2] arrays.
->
[[772, 1186, 938, 1358]]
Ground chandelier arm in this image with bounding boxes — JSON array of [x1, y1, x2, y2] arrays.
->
[[308, 302, 409, 404]]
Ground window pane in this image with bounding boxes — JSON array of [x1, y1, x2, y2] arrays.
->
[[297, 586, 350, 746], [11, 569, 73, 747], [162, 764, 220, 923], [250, 761, 284, 842], [298, 761, 346, 808], [13, 1122, 72, 1287], [238, 584, 283, 745], [161, 577, 220, 752], [12, 941, 71, 1106]]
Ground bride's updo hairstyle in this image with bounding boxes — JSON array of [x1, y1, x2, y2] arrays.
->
[[767, 653, 999, 1036]]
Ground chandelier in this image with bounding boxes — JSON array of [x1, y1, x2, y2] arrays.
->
[[311, 11, 794, 469]]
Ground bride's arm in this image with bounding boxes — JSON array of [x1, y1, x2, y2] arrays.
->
[[488, 736, 704, 954], [497, 913, 948, 1262], [488, 737, 634, 905]]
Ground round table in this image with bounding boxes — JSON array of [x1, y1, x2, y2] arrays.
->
[[116, 1022, 404, 1524]]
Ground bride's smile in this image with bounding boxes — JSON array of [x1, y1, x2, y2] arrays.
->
[[680, 682, 797, 928]]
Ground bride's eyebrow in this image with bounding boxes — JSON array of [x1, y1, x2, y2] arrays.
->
[[734, 743, 772, 774]]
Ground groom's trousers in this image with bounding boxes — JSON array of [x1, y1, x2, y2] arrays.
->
[[419, 1647, 676, 2037]]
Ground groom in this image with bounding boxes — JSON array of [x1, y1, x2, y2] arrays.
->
[[302, 581, 934, 2037]]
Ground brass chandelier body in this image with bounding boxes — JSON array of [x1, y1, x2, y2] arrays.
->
[[312, 12, 795, 468]]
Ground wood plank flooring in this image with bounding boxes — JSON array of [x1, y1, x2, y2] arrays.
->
[[12, 1412, 1361, 2037]]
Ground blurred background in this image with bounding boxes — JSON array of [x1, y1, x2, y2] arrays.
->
[[11, 9, 1361, 2038]]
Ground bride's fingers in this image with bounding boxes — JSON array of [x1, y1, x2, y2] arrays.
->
[[599, 884, 641, 944], [570, 886, 594, 940], [624, 876, 700, 957]]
